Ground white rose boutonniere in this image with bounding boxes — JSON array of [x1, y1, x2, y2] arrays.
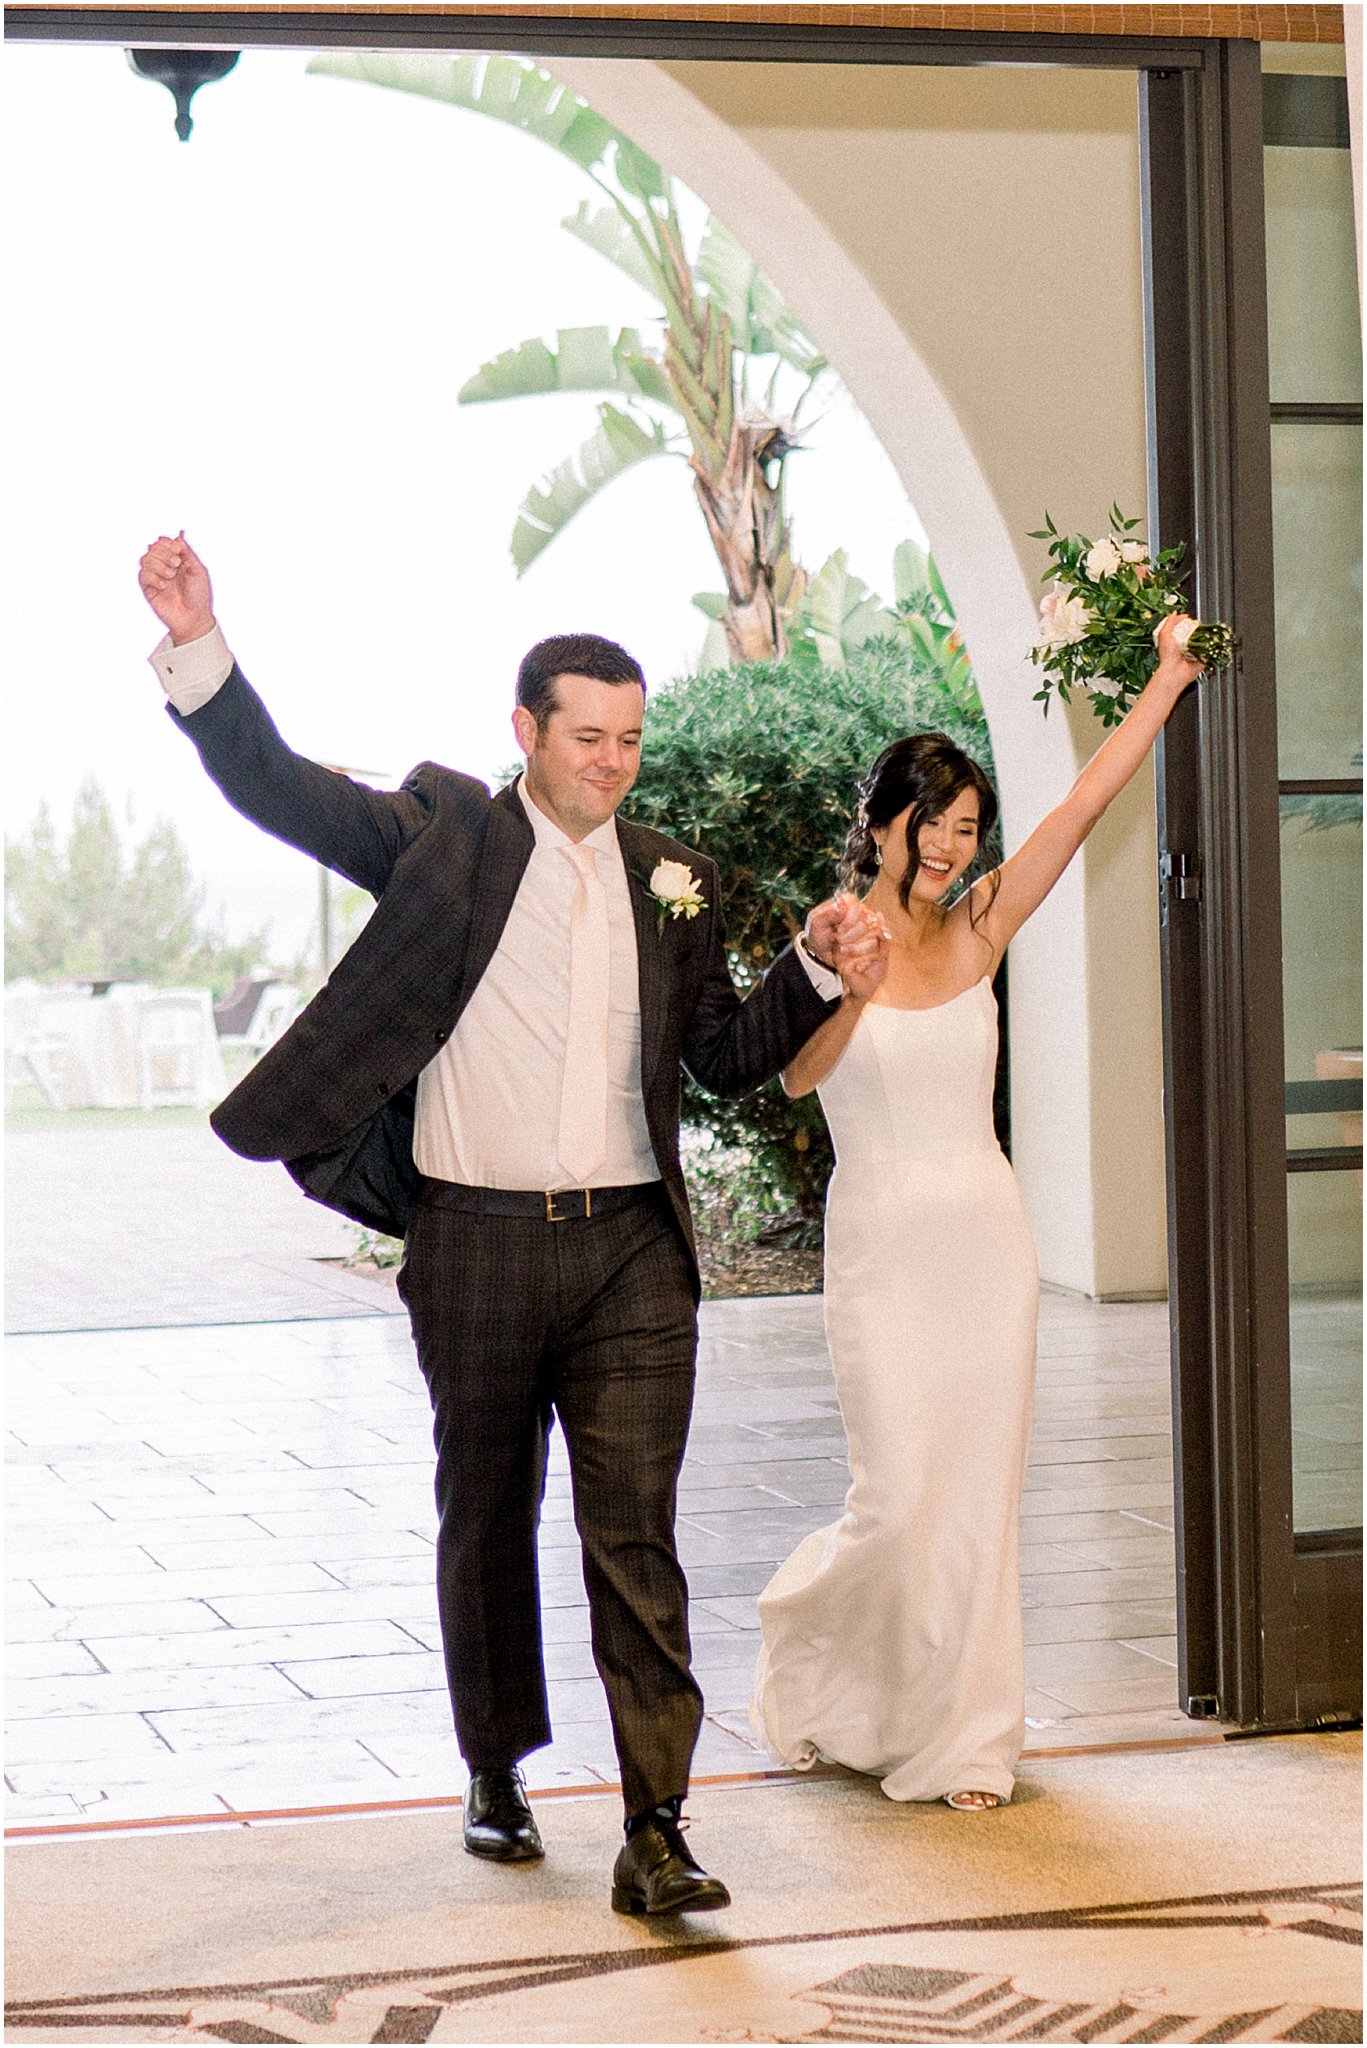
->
[[649, 859, 706, 921]]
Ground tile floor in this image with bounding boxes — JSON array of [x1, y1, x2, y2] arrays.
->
[[5, 1122, 399, 1334], [5, 1288, 1211, 1829]]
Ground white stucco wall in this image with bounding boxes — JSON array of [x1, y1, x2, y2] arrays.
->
[[550, 53, 1167, 1297]]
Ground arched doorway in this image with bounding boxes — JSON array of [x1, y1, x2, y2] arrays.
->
[[548, 51, 1168, 1301]]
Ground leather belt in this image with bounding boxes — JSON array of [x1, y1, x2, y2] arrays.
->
[[415, 1178, 662, 1224]]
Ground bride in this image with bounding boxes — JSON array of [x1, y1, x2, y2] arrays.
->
[[752, 615, 1205, 1808]]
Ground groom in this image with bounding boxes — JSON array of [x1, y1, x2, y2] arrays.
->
[[138, 533, 868, 1916]]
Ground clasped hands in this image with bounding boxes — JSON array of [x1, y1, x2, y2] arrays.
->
[[805, 893, 890, 1003]]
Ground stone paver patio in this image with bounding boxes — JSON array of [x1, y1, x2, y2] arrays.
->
[[5, 1115, 1206, 1828], [6, 1120, 403, 1334], [6, 1291, 1202, 1828]]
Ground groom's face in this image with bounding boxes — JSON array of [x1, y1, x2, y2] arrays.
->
[[514, 672, 646, 841]]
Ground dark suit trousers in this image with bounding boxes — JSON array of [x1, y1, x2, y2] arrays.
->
[[398, 1182, 703, 1816]]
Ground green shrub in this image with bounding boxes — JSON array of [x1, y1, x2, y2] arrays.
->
[[626, 634, 1000, 1224]]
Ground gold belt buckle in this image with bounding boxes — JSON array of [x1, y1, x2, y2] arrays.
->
[[545, 1189, 591, 1223]]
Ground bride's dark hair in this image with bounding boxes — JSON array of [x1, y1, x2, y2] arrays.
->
[[840, 732, 1000, 924]]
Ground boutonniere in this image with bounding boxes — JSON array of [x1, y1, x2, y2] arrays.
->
[[646, 858, 706, 929]]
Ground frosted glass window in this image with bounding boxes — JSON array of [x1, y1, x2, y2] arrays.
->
[[1265, 146, 1362, 405], [1270, 422, 1363, 780]]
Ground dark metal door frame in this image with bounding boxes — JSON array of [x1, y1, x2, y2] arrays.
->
[[1143, 44, 1361, 1731], [4, 8, 1208, 68], [9, 4, 1353, 1729], [1142, 44, 1299, 1730]]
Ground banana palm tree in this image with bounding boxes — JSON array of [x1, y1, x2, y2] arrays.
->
[[308, 50, 828, 661]]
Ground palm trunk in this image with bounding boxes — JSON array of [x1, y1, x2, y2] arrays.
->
[[655, 213, 805, 663], [688, 414, 806, 662]]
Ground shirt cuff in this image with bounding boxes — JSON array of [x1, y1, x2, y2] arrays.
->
[[150, 624, 234, 714], [795, 932, 844, 1001]]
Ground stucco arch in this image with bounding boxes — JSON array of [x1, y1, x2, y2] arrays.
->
[[551, 53, 1167, 1296]]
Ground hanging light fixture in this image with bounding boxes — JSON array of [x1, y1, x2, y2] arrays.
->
[[125, 48, 240, 141]]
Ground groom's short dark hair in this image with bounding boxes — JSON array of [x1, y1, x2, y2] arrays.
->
[[517, 633, 647, 729]]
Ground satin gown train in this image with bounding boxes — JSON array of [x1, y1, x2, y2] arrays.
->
[[750, 977, 1039, 1802]]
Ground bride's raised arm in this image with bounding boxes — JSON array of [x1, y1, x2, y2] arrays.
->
[[970, 613, 1207, 959]]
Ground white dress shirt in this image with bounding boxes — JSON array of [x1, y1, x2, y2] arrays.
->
[[416, 776, 657, 1188], [151, 624, 839, 1190], [150, 625, 234, 711]]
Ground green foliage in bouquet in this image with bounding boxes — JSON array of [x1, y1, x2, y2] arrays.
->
[[625, 636, 999, 1225], [1028, 506, 1237, 729]]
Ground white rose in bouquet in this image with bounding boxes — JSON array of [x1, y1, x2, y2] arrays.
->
[[1028, 504, 1236, 728], [1034, 590, 1092, 653], [1083, 535, 1123, 580]]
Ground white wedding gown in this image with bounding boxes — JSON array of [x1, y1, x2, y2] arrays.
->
[[751, 976, 1039, 1802]]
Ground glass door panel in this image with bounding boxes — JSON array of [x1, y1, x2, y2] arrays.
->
[[1279, 800, 1363, 1144], [1279, 782, 1360, 1537], [1264, 56, 1362, 1561], [1264, 139, 1361, 406], [1269, 422, 1363, 778], [1288, 1170, 1363, 1533]]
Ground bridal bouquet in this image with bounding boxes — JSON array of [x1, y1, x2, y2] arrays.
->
[[1028, 506, 1237, 728]]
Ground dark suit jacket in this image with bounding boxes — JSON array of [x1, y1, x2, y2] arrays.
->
[[170, 667, 838, 1292]]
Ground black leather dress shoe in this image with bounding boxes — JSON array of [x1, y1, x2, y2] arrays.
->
[[611, 1817, 731, 1916], [462, 1767, 544, 1862]]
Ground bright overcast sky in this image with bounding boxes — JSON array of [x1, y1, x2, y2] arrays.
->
[[6, 42, 928, 960]]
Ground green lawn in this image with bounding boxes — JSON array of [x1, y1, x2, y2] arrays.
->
[[5, 1101, 212, 1134]]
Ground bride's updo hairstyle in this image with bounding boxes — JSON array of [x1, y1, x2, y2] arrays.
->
[[840, 732, 1000, 923]]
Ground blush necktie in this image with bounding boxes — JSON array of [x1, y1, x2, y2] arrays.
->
[[557, 841, 611, 1184]]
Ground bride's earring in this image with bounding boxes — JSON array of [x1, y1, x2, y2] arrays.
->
[[873, 840, 883, 867]]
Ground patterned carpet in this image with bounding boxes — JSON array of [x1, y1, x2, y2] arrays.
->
[[5, 1734, 1360, 2044]]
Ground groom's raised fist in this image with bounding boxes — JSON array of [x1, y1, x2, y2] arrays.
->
[[139, 532, 216, 646]]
